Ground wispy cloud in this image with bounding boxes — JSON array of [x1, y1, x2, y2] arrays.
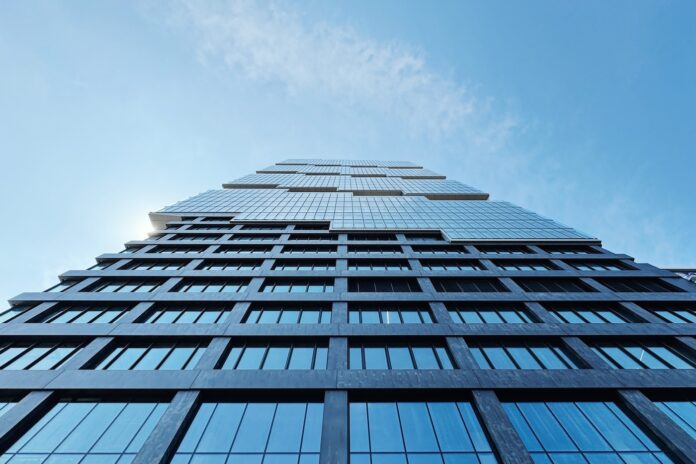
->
[[169, 0, 517, 144]]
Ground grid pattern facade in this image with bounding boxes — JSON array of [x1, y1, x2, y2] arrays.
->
[[1, 159, 695, 464]]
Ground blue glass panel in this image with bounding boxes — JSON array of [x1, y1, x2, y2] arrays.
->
[[17, 403, 94, 453], [92, 403, 157, 453], [197, 403, 246, 453], [177, 403, 215, 453], [231, 403, 276, 452], [387, 348, 413, 369], [428, 403, 473, 452], [456, 403, 492, 452], [301, 404, 324, 453], [412, 347, 439, 369], [289, 347, 314, 370], [398, 403, 439, 452], [267, 403, 306, 452], [578, 403, 647, 451], [237, 347, 266, 369], [350, 403, 370, 452], [546, 403, 610, 451], [264, 347, 290, 369], [56, 403, 124, 452], [364, 348, 388, 369], [368, 403, 404, 453]]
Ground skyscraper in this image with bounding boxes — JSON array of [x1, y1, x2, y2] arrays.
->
[[1, 158, 695, 464]]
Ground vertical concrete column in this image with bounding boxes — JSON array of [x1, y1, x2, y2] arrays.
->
[[333, 302, 348, 324], [562, 337, 609, 369], [472, 390, 533, 464], [320, 390, 348, 464], [328, 337, 348, 370], [446, 337, 478, 369], [0, 391, 55, 450], [132, 390, 201, 464]]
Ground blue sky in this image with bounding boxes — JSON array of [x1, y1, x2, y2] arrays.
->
[[1, 0, 694, 304]]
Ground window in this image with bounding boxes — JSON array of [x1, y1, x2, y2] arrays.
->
[[231, 234, 280, 241], [591, 340, 695, 369], [421, 260, 484, 271], [350, 343, 453, 369], [644, 305, 696, 323], [87, 279, 162, 293], [245, 304, 331, 324], [289, 234, 338, 241], [294, 223, 329, 230], [349, 278, 421, 293], [448, 304, 534, 324], [188, 224, 235, 230], [597, 278, 681, 293], [350, 402, 495, 463], [198, 260, 262, 270], [0, 305, 32, 323], [541, 245, 598, 254], [90, 261, 113, 270], [282, 245, 336, 254], [412, 245, 468, 255], [217, 245, 272, 254], [504, 401, 672, 463], [545, 304, 630, 323], [349, 305, 433, 324], [141, 305, 233, 324], [495, 261, 556, 271], [569, 261, 629, 271], [95, 342, 206, 370], [120, 246, 139, 254], [348, 260, 410, 271], [656, 401, 696, 439], [348, 233, 397, 241], [515, 278, 594, 292], [0, 400, 167, 463], [201, 216, 234, 222], [220, 343, 327, 370], [404, 233, 443, 241], [173, 402, 322, 464], [46, 280, 76, 293], [0, 400, 15, 417], [242, 224, 287, 230], [36, 304, 130, 324], [477, 245, 530, 254], [126, 260, 187, 270], [175, 279, 249, 293], [0, 341, 82, 369], [469, 341, 579, 369], [432, 278, 507, 293], [171, 234, 221, 241], [348, 245, 402, 254], [273, 260, 336, 271], [150, 245, 207, 254], [261, 279, 334, 293]]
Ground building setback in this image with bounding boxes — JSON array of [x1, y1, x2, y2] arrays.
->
[[1, 158, 695, 464]]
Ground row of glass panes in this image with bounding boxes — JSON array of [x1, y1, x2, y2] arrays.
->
[[3, 303, 696, 325], [3, 396, 692, 464], [47, 276, 681, 294], [0, 338, 693, 371], [94, 257, 632, 271]]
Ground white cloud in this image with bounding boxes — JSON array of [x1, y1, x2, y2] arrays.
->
[[169, 0, 517, 144]]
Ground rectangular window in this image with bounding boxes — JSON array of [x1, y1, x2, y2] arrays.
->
[[643, 304, 696, 323], [348, 260, 410, 271], [348, 245, 402, 254], [36, 304, 130, 324], [126, 260, 188, 270], [569, 261, 630, 271], [591, 340, 695, 369], [541, 245, 598, 254], [349, 278, 421, 292], [261, 279, 334, 293], [412, 245, 468, 255], [174, 279, 249, 293], [289, 234, 338, 241], [0, 400, 167, 462], [431, 278, 507, 293], [515, 278, 594, 292], [469, 341, 579, 369], [656, 401, 696, 439], [149, 246, 207, 254], [294, 223, 330, 230], [141, 305, 233, 324], [220, 343, 328, 370], [448, 304, 534, 323], [217, 245, 272, 254], [477, 245, 530, 254], [495, 261, 556, 271], [403, 233, 443, 241], [45, 280, 77, 293], [94, 342, 207, 370], [245, 304, 331, 324], [0, 342, 82, 369], [545, 304, 631, 323], [504, 401, 672, 463], [87, 279, 163, 293], [188, 224, 235, 230], [90, 261, 113, 270], [597, 278, 681, 293], [348, 233, 397, 241], [198, 260, 263, 270], [420, 260, 484, 271], [349, 304, 433, 324], [171, 234, 221, 241], [231, 234, 280, 241], [282, 245, 336, 254], [173, 402, 323, 463], [0, 305, 32, 324], [350, 402, 495, 463], [350, 343, 454, 369], [242, 224, 287, 230], [273, 260, 336, 270]]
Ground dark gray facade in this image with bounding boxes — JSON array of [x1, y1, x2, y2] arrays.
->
[[1, 159, 695, 464]]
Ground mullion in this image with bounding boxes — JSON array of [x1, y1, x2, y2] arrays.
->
[[84, 402, 130, 455]]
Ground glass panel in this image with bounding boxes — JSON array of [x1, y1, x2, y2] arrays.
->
[[289, 347, 314, 370], [264, 347, 290, 369], [398, 403, 439, 452], [364, 348, 388, 369], [368, 403, 404, 453], [387, 347, 413, 369], [231, 403, 276, 452], [237, 347, 266, 369]]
